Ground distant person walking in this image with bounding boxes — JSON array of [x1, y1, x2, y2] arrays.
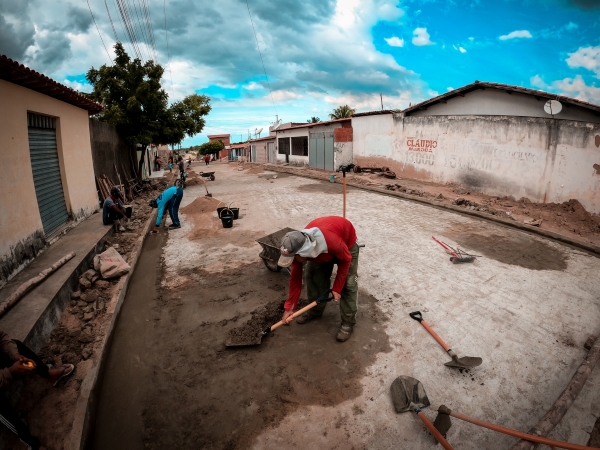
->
[[149, 185, 184, 232], [205, 154, 210, 166], [168, 156, 173, 173]]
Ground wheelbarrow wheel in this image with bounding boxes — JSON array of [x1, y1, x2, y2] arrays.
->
[[262, 258, 281, 272], [210, 175, 215, 181]]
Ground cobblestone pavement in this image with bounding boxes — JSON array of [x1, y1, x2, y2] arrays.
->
[[163, 162, 600, 449]]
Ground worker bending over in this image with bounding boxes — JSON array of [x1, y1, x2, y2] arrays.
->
[[278, 216, 359, 342], [149, 185, 184, 232]]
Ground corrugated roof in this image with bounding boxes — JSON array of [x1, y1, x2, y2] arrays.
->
[[0, 54, 103, 113], [351, 110, 396, 117], [402, 81, 600, 115]]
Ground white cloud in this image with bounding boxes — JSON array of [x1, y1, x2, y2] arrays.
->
[[384, 36, 404, 47], [412, 27, 433, 46], [551, 75, 600, 103], [447, 86, 454, 91], [530, 75, 547, 89], [499, 30, 532, 40], [459, 46, 467, 53], [566, 46, 600, 77]]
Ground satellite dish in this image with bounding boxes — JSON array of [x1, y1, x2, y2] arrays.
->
[[255, 127, 263, 137], [544, 100, 562, 115]]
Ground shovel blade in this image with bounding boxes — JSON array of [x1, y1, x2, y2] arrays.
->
[[390, 376, 430, 413], [444, 355, 482, 369]]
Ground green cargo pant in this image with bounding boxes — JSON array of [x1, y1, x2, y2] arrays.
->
[[304, 243, 359, 325]]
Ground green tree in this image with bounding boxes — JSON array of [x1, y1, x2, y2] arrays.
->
[[307, 116, 320, 123], [329, 105, 355, 119], [197, 140, 225, 156], [86, 43, 211, 178]]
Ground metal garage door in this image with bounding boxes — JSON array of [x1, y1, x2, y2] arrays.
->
[[309, 131, 335, 171], [28, 113, 69, 235]]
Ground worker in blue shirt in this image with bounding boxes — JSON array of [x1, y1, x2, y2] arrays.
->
[[148, 186, 183, 233]]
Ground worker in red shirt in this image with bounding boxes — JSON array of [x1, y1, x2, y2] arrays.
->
[[278, 216, 359, 342]]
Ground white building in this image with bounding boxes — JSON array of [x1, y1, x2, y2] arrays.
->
[[351, 81, 600, 213]]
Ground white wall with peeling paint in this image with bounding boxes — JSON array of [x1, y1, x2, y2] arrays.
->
[[352, 113, 600, 213]]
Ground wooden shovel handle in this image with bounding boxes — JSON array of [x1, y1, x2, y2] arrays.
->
[[420, 320, 451, 352], [270, 301, 317, 333], [449, 410, 597, 450], [416, 411, 454, 450]]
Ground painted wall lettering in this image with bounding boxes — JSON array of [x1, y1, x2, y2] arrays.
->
[[406, 137, 437, 152], [406, 151, 435, 165]]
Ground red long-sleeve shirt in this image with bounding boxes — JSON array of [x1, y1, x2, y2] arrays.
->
[[284, 216, 357, 311]]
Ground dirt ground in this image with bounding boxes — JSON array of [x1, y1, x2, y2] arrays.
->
[[3, 178, 167, 450], [265, 164, 600, 247]]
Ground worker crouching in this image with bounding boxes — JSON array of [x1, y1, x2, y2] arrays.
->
[[148, 185, 184, 233], [279, 216, 359, 342]]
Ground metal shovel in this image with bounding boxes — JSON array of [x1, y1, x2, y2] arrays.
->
[[409, 311, 482, 369], [225, 290, 333, 347], [390, 376, 454, 450]]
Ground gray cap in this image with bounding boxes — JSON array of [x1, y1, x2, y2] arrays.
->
[[278, 231, 307, 267]]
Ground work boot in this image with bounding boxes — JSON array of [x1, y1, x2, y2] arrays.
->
[[336, 323, 354, 342], [296, 313, 320, 325]]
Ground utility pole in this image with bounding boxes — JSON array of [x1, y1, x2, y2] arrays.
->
[[380, 93, 384, 110]]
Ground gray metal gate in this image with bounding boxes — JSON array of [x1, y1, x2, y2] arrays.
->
[[309, 131, 334, 171], [28, 113, 69, 235]]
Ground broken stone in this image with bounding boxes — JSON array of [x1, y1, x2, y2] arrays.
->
[[437, 193, 444, 199], [71, 291, 81, 300], [113, 244, 120, 249], [61, 352, 78, 364], [80, 293, 87, 302], [70, 300, 77, 307], [454, 197, 466, 205], [79, 276, 91, 290], [97, 300, 105, 311], [77, 301, 87, 308], [85, 291, 99, 304], [83, 313, 94, 322], [405, 189, 412, 194], [82, 348, 93, 360], [94, 280, 110, 289], [83, 305, 94, 314]]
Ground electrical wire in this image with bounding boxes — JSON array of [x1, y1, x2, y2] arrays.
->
[[141, 0, 158, 62], [126, 0, 150, 61], [115, 0, 141, 59], [112, 0, 137, 58], [117, 0, 144, 61], [104, 0, 120, 42], [131, 0, 151, 61], [163, 0, 174, 94], [245, 0, 277, 116], [86, 0, 113, 63]]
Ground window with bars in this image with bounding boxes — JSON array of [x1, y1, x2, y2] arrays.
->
[[291, 137, 308, 156], [278, 137, 290, 155]]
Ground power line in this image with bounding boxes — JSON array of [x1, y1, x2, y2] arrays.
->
[[112, 0, 137, 58], [125, 0, 150, 61], [141, 0, 158, 62], [86, 0, 113, 63], [131, 0, 152, 61], [163, 0, 174, 94], [117, 0, 144, 61], [104, 0, 120, 42], [245, 0, 277, 117]]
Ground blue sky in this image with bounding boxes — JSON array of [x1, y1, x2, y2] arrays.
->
[[1, 0, 599, 147]]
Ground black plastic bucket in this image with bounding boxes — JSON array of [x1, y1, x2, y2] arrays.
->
[[220, 208, 234, 228], [216, 201, 227, 216], [229, 201, 240, 220]]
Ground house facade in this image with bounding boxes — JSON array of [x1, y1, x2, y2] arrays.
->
[[351, 82, 600, 213], [249, 136, 276, 163], [0, 55, 103, 285], [208, 133, 231, 160]]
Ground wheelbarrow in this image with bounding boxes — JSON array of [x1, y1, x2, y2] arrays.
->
[[199, 171, 215, 181], [256, 227, 297, 273]]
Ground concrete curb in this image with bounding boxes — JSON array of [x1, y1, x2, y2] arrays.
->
[[255, 163, 600, 257], [68, 210, 157, 450]]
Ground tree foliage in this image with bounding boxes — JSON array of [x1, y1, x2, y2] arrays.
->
[[329, 105, 355, 120], [86, 43, 211, 147], [307, 116, 320, 123], [197, 140, 225, 156]]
